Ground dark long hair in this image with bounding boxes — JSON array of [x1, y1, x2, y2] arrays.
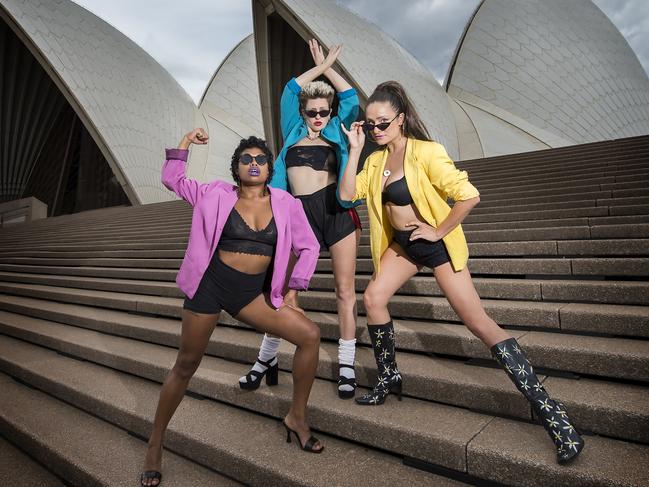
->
[[230, 136, 274, 186], [367, 81, 431, 141]]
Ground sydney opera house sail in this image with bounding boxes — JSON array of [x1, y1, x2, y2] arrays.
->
[[1, 0, 648, 215]]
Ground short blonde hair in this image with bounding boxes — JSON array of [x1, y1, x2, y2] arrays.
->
[[299, 81, 335, 111]]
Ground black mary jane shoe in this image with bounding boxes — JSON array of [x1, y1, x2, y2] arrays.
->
[[337, 364, 357, 399], [282, 420, 324, 453], [140, 470, 162, 486], [239, 357, 279, 390]]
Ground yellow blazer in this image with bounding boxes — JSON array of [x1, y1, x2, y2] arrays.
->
[[350, 138, 480, 275]]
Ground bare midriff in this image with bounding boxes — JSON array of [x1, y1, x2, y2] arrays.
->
[[381, 171, 430, 231], [287, 139, 337, 196], [217, 250, 272, 275], [287, 166, 336, 195]]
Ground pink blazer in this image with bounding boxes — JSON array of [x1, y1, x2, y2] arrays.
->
[[162, 148, 319, 309]]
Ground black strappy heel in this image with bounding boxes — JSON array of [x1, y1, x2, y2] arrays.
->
[[282, 420, 324, 453], [337, 364, 357, 399], [239, 357, 279, 390], [140, 470, 162, 486]]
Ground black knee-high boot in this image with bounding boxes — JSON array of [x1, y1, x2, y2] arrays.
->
[[356, 321, 403, 405], [491, 338, 585, 464]]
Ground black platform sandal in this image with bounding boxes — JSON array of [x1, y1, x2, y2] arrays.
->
[[140, 470, 162, 486], [238, 356, 278, 390], [337, 364, 357, 399], [282, 420, 324, 453]]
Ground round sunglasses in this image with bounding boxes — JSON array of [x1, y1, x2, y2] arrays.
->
[[305, 109, 332, 118], [363, 114, 400, 133], [239, 153, 268, 165]]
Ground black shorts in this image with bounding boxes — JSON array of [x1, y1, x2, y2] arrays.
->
[[297, 183, 360, 251], [183, 253, 267, 316], [392, 228, 451, 269]]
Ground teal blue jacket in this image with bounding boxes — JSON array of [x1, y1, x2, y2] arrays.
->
[[269, 77, 362, 207]]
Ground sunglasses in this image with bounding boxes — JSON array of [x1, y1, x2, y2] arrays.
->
[[305, 109, 332, 118], [363, 114, 400, 133], [239, 153, 268, 165]]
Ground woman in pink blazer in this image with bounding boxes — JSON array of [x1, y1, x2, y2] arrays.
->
[[141, 129, 323, 486]]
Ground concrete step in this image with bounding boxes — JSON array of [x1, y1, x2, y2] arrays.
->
[[463, 206, 609, 224], [0, 264, 176, 281], [463, 215, 649, 232], [461, 146, 649, 172], [464, 226, 592, 242], [0, 336, 464, 486], [1, 277, 647, 338], [0, 238, 604, 262], [465, 151, 649, 171], [319, 255, 649, 278], [15, 219, 649, 247], [476, 176, 649, 201], [555, 238, 649, 256], [469, 165, 649, 188], [309, 274, 649, 306], [610, 203, 649, 215], [477, 180, 648, 204], [297, 290, 649, 339], [0, 373, 237, 487], [3, 267, 648, 306], [0, 311, 647, 449], [3, 293, 648, 384], [0, 256, 182, 269], [0, 436, 64, 487]]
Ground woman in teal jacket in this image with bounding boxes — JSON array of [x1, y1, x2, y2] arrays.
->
[[239, 40, 362, 399]]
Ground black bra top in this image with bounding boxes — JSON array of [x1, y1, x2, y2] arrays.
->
[[382, 176, 414, 206], [218, 208, 277, 257], [285, 145, 337, 173]]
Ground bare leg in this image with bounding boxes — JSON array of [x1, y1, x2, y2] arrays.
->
[[363, 243, 420, 324], [236, 294, 323, 451], [142, 309, 219, 486], [329, 229, 360, 340], [433, 263, 509, 347]]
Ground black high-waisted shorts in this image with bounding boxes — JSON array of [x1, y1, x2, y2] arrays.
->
[[183, 252, 267, 316], [296, 183, 360, 251], [392, 228, 451, 269]]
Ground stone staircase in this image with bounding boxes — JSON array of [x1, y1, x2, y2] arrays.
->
[[0, 135, 648, 486]]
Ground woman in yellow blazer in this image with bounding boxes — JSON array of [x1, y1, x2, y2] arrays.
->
[[339, 81, 584, 465]]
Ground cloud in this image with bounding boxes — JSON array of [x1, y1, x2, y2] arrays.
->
[[72, 0, 648, 101], [338, 0, 649, 85], [72, 0, 253, 103], [338, 0, 481, 84]]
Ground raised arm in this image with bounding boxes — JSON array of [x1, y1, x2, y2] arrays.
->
[[308, 39, 351, 92], [295, 43, 342, 87], [309, 40, 358, 128], [279, 43, 344, 142], [161, 128, 209, 206], [338, 122, 368, 206]]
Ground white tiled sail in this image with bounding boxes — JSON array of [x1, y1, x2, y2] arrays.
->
[[447, 0, 649, 152], [198, 35, 264, 183], [0, 0, 196, 204]]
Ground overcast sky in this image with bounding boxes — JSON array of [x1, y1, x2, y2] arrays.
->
[[72, 0, 649, 104]]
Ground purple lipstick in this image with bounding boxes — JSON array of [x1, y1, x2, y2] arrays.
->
[[248, 166, 261, 177]]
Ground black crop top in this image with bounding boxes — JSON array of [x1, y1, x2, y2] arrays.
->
[[218, 208, 277, 257], [285, 145, 337, 173], [382, 176, 414, 206]]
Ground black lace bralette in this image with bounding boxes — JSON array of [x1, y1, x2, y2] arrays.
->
[[285, 145, 337, 173], [218, 208, 277, 257]]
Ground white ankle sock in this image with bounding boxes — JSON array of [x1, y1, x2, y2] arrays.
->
[[338, 338, 356, 391], [239, 335, 280, 384]]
